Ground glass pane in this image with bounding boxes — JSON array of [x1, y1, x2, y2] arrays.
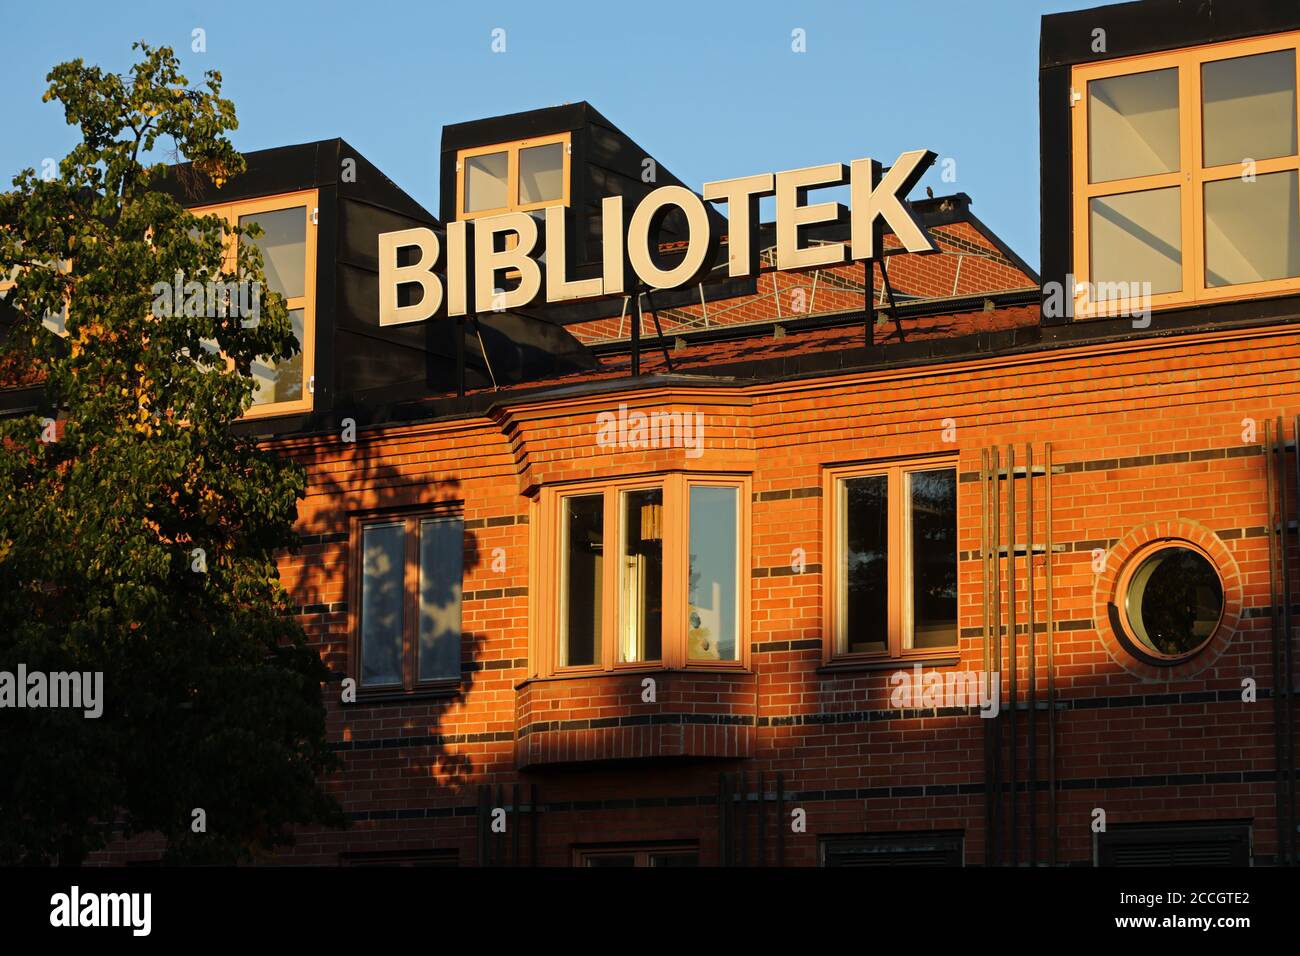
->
[[361, 523, 405, 686], [842, 475, 888, 654], [649, 851, 699, 867], [619, 489, 663, 662], [561, 494, 603, 667], [1088, 68, 1180, 183], [1125, 547, 1223, 657], [250, 308, 304, 406], [518, 142, 564, 204], [1204, 170, 1300, 287], [418, 517, 463, 682], [1089, 187, 1182, 295], [906, 469, 957, 649], [465, 151, 508, 213], [584, 854, 636, 867], [1202, 49, 1297, 168], [688, 486, 738, 662], [238, 206, 306, 299]]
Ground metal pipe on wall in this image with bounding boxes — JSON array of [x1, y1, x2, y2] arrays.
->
[[1045, 443, 1057, 866], [1268, 419, 1285, 865], [991, 446, 1003, 865], [1027, 444, 1038, 867], [1276, 418, 1294, 866], [1007, 445, 1018, 867]]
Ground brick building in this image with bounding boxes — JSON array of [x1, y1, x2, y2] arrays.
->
[[9, 0, 1300, 867]]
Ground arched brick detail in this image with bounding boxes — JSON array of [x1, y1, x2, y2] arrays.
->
[[1091, 519, 1242, 681]]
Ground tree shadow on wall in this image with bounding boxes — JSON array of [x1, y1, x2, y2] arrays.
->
[[292, 443, 485, 828]]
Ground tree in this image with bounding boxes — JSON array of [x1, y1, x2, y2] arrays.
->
[[0, 42, 344, 864]]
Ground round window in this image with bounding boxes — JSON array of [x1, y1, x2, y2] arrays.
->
[[1121, 544, 1224, 661]]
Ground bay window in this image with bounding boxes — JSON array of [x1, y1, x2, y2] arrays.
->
[[537, 474, 748, 675]]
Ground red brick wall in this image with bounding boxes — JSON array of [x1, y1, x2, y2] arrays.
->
[[90, 322, 1300, 866]]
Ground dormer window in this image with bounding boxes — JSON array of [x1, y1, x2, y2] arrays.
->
[[1071, 32, 1300, 317], [456, 133, 570, 220]]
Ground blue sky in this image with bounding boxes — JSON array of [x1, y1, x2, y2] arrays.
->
[[0, 0, 1085, 269]]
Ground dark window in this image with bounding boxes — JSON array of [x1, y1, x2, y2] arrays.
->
[[1123, 545, 1223, 658], [844, 474, 889, 654], [561, 494, 604, 667], [908, 468, 959, 649], [576, 845, 699, 867], [341, 849, 458, 867], [1098, 823, 1251, 867], [357, 513, 463, 690], [821, 832, 964, 867]]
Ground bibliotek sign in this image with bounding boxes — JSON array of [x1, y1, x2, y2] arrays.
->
[[377, 150, 938, 326]]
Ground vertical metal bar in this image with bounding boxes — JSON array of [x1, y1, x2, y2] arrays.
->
[[1278, 418, 1294, 866], [772, 272, 783, 319], [1292, 415, 1300, 864], [530, 783, 539, 867], [981, 449, 993, 863], [476, 784, 488, 867], [758, 771, 768, 867], [1007, 446, 1018, 866], [512, 782, 520, 867], [631, 295, 642, 376], [494, 783, 504, 868], [1027, 444, 1038, 867], [809, 271, 819, 315], [698, 283, 709, 327], [991, 447, 1002, 866], [455, 315, 466, 397], [718, 772, 730, 867], [1269, 419, 1286, 865], [865, 260, 875, 348], [740, 770, 749, 867], [777, 773, 786, 866], [1046, 443, 1057, 866]]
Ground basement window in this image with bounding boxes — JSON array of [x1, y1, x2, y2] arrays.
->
[[820, 831, 964, 867], [574, 844, 699, 867], [189, 190, 317, 419], [824, 460, 958, 663], [351, 511, 464, 693], [538, 473, 748, 676], [457, 133, 570, 220], [1071, 31, 1300, 317], [1116, 541, 1224, 663]]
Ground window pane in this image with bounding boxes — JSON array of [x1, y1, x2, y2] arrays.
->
[[584, 854, 636, 867], [1202, 49, 1297, 168], [561, 494, 603, 667], [688, 486, 738, 661], [238, 206, 306, 299], [1089, 187, 1182, 295], [361, 523, 405, 686], [1204, 170, 1300, 287], [518, 142, 564, 204], [619, 489, 663, 662], [418, 517, 463, 682], [250, 308, 304, 406], [842, 475, 888, 654], [1088, 68, 1180, 183], [906, 469, 958, 649], [1124, 546, 1223, 657], [465, 151, 508, 213]]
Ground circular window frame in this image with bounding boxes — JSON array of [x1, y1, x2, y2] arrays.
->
[[1093, 521, 1241, 681], [1113, 539, 1225, 666]]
